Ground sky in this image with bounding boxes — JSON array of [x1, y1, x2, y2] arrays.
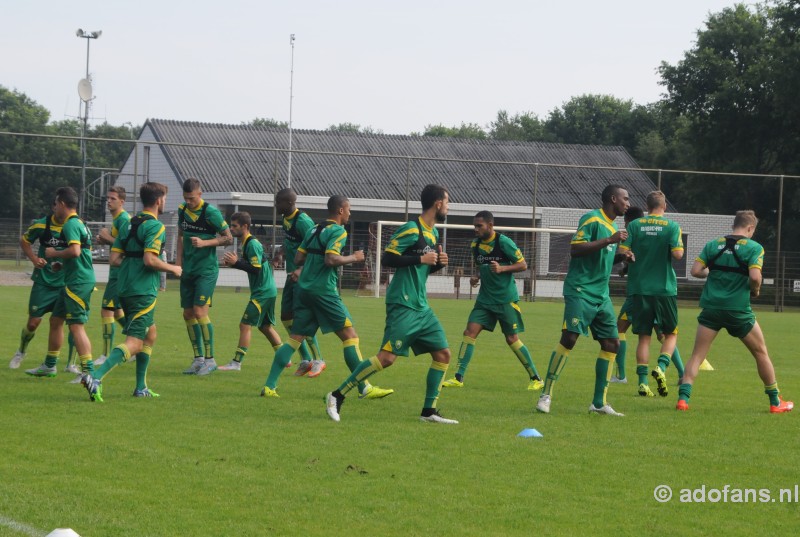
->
[[4, 0, 743, 136]]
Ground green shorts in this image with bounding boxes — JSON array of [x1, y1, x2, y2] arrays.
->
[[52, 283, 94, 325], [380, 304, 448, 357], [102, 276, 120, 310], [617, 296, 633, 323], [120, 295, 157, 340], [562, 295, 618, 340], [242, 296, 277, 328], [468, 301, 525, 335], [180, 272, 217, 309], [28, 283, 62, 318], [631, 295, 678, 336], [292, 290, 353, 336], [697, 308, 755, 339], [281, 279, 299, 317]]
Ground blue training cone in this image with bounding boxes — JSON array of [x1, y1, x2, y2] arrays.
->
[[517, 428, 543, 438]]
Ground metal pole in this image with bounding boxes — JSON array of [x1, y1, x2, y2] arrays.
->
[[287, 34, 295, 188], [774, 175, 784, 312], [374, 221, 383, 298], [404, 157, 411, 221], [530, 163, 539, 301], [272, 155, 279, 263], [17, 165, 24, 266], [132, 142, 138, 214], [80, 36, 92, 219], [657, 169, 662, 191]]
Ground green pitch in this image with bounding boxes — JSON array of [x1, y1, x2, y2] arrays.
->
[[0, 286, 797, 536]]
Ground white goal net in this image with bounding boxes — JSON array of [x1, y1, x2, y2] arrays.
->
[[357, 221, 575, 301]]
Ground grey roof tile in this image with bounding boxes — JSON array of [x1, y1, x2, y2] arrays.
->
[[145, 119, 665, 210]]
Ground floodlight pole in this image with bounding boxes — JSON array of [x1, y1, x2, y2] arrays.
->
[[287, 33, 295, 188], [76, 29, 101, 219]]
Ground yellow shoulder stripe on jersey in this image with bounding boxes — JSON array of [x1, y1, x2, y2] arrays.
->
[[580, 216, 617, 235]]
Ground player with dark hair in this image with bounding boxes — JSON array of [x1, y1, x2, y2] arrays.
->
[[274, 187, 326, 376], [677, 210, 793, 413], [325, 184, 457, 424], [93, 185, 130, 372], [82, 182, 183, 401], [25, 187, 96, 380], [536, 184, 632, 416], [441, 210, 543, 391], [10, 201, 75, 373], [177, 178, 233, 376], [217, 212, 283, 371], [261, 196, 392, 399], [617, 191, 684, 397]]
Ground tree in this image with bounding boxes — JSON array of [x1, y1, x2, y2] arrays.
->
[[327, 123, 381, 135], [658, 1, 800, 251], [0, 86, 81, 220], [543, 94, 640, 148], [422, 122, 487, 139], [247, 117, 288, 128], [489, 110, 549, 142]]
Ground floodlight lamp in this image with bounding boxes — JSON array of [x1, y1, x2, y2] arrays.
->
[[92, 30, 102, 38], [76, 29, 84, 37]]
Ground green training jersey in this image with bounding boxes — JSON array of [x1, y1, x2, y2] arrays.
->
[[697, 235, 764, 311], [472, 232, 524, 305], [283, 209, 315, 272], [563, 208, 618, 303], [619, 215, 683, 296], [178, 200, 228, 276], [61, 213, 95, 288], [23, 214, 67, 288], [107, 209, 131, 280], [297, 220, 347, 296], [241, 233, 277, 300], [384, 218, 439, 312], [112, 210, 166, 298]]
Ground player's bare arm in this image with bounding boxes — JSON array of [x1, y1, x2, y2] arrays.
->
[[97, 227, 115, 245], [45, 243, 79, 260], [749, 267, 762, 298], [190, 228, 233, 248], [324, 249, 364, 267], [571, 230, 628, 258], [109, 250, 123, 267], [176, 228, 184, 266], [690, 260, 709, 279], [144, 251, 182, 277], [490, 259, 527, 274], [20, 237, 45, 269]]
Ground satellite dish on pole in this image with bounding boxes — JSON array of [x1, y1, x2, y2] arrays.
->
[[77, 78, 93, 102]]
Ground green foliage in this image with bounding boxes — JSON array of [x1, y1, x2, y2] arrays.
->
[[0, 284, 798, 535], [327, 122, 382, 135], [423, 122, 487, 139], [489, 110, 549, 142], [247, 117, 289, 128], [658, 1, 800, 249]]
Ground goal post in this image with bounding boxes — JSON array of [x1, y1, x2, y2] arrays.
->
[[362, 221, 575, 300]]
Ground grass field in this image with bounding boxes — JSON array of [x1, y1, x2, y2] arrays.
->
[[0, 284, 798, 536]]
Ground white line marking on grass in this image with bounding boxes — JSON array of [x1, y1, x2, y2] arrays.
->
[[0, 514, 44, 536]]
